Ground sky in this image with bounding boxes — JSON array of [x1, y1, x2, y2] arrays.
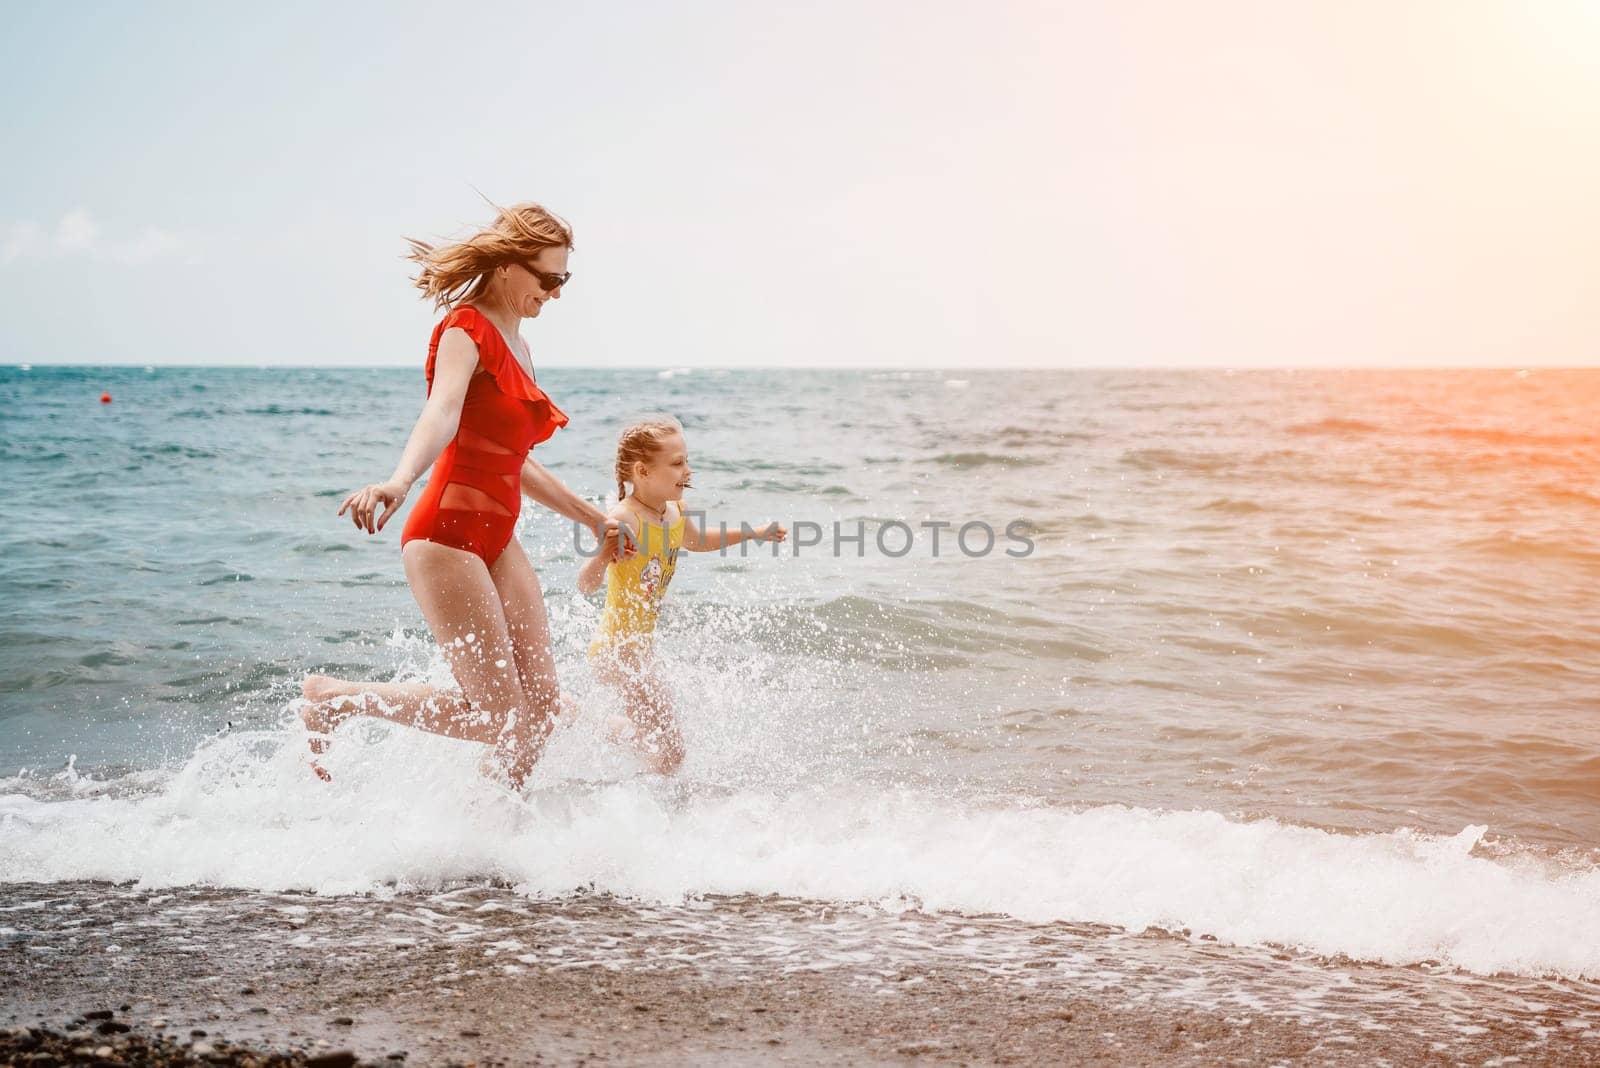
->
[[1, 0, 1596, 368]]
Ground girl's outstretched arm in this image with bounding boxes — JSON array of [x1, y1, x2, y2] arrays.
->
[[681, 510, 787, 552]]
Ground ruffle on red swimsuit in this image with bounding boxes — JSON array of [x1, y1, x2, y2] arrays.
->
[[399, 305, 569, 566]]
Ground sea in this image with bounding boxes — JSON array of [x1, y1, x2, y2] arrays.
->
[[2, 364, 1599, 1050]]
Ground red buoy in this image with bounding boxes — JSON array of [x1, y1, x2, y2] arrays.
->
[[100, 392, 112, 404]]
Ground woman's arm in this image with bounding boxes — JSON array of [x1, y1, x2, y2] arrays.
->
[[577, 506, 636, 596], [520, 458, 608, 535], [680, 508, 787, 552], [338, 329, 477, 534]]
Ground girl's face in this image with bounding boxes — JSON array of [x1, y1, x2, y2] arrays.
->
[[498, 246, 570, 319], [633, 432, 693, 501]]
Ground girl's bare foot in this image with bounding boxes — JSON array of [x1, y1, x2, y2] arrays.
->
[[555, 692, 584, 726], [604, 714, 636, 745]]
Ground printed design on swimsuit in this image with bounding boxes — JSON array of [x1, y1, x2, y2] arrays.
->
[[639, 558, 662, 601], [589, 512, 685, 655], [623, 523, 679, 608], [660, 544, 680, 598]]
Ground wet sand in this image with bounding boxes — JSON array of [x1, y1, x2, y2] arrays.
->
[[4, 882, 1597, 1066]]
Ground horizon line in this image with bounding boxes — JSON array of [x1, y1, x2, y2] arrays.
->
[[5, 361, 1599, 373]]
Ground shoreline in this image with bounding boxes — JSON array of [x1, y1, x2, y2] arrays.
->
[[5, 881, 1599, 1065], [0, 960, 1482, 1067]]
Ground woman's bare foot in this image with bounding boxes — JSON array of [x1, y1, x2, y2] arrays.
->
[[297, 674, 373, 782], [302, 673, 367, 705], [296, 700, 333, 783]]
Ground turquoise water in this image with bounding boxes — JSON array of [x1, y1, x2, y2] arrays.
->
[[2, 363, 1599, 982]]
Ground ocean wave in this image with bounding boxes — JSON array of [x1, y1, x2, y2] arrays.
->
[[1, 729, 1597, 980], [713, 593, 1105, 666], [1286, 418, 1381, 436], [1420, 426, 1600, 449], [993, 426, 1096, 448], [1456, 533, 1600, 569], [921, 452, 1045, 469], [724, 478, 856, 496], [716, 460, 846, 476], [1532, 483, 1600, 507], [134, 443, 222, 460], [1197, 497, 1267, 514], [243, 405, 338, 416], [197, 571, 256, 586], [1120, 448, 1235, 474], [0, 447, 70, 463]]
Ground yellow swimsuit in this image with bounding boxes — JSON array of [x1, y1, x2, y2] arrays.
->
[[588, 500, 685, 659]]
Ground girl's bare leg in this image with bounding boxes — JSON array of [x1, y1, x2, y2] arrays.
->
[[594, 650, 683, 776]]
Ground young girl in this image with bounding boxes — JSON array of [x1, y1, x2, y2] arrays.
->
[[578, 418, 786, 774]]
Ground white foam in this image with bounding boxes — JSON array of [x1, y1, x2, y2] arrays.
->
[[1, 725, 1597, 980]]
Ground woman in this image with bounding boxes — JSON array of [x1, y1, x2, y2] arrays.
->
[[300, 202, 620, 788]]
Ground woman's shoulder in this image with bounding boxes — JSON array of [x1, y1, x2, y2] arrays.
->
[[424, 308, 490, 384], [434, 304, 492, 348]]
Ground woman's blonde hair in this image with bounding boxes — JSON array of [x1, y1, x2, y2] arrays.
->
[[405, 201, 574, 310], [615, 417, 685, 502]]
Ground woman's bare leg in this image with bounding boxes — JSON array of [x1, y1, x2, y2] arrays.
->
[[296, 540, 539, 781], [301, 676, 473, 734], [300, 674, 573, 738], [489, 540, 559, 710], [402, 539, 556, 787], [298, 540, 564, 786], [484, 538, 561, 782]]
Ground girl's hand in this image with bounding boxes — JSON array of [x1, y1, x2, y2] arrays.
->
[[597, 517, 636, 563], [755, 521, 788, 543], [338, 479, 410, 534]]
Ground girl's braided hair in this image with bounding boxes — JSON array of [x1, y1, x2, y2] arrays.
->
[[614, 417, 684, 502]]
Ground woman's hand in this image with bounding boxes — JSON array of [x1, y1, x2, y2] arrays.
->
[[338, 479, 410, 534], [754, 521, 788, 543]]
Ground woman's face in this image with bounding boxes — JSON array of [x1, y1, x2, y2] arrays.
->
[[500, 245, 570, 319]]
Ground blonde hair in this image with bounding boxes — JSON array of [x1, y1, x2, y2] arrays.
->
[[615, 417, 685, 502], [405, 201, 574, 310]]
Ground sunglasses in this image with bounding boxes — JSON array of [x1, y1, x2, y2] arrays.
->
[[522, 263, 571, 291]]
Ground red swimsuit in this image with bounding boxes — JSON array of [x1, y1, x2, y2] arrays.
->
[[400, 305, 568, 566]]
